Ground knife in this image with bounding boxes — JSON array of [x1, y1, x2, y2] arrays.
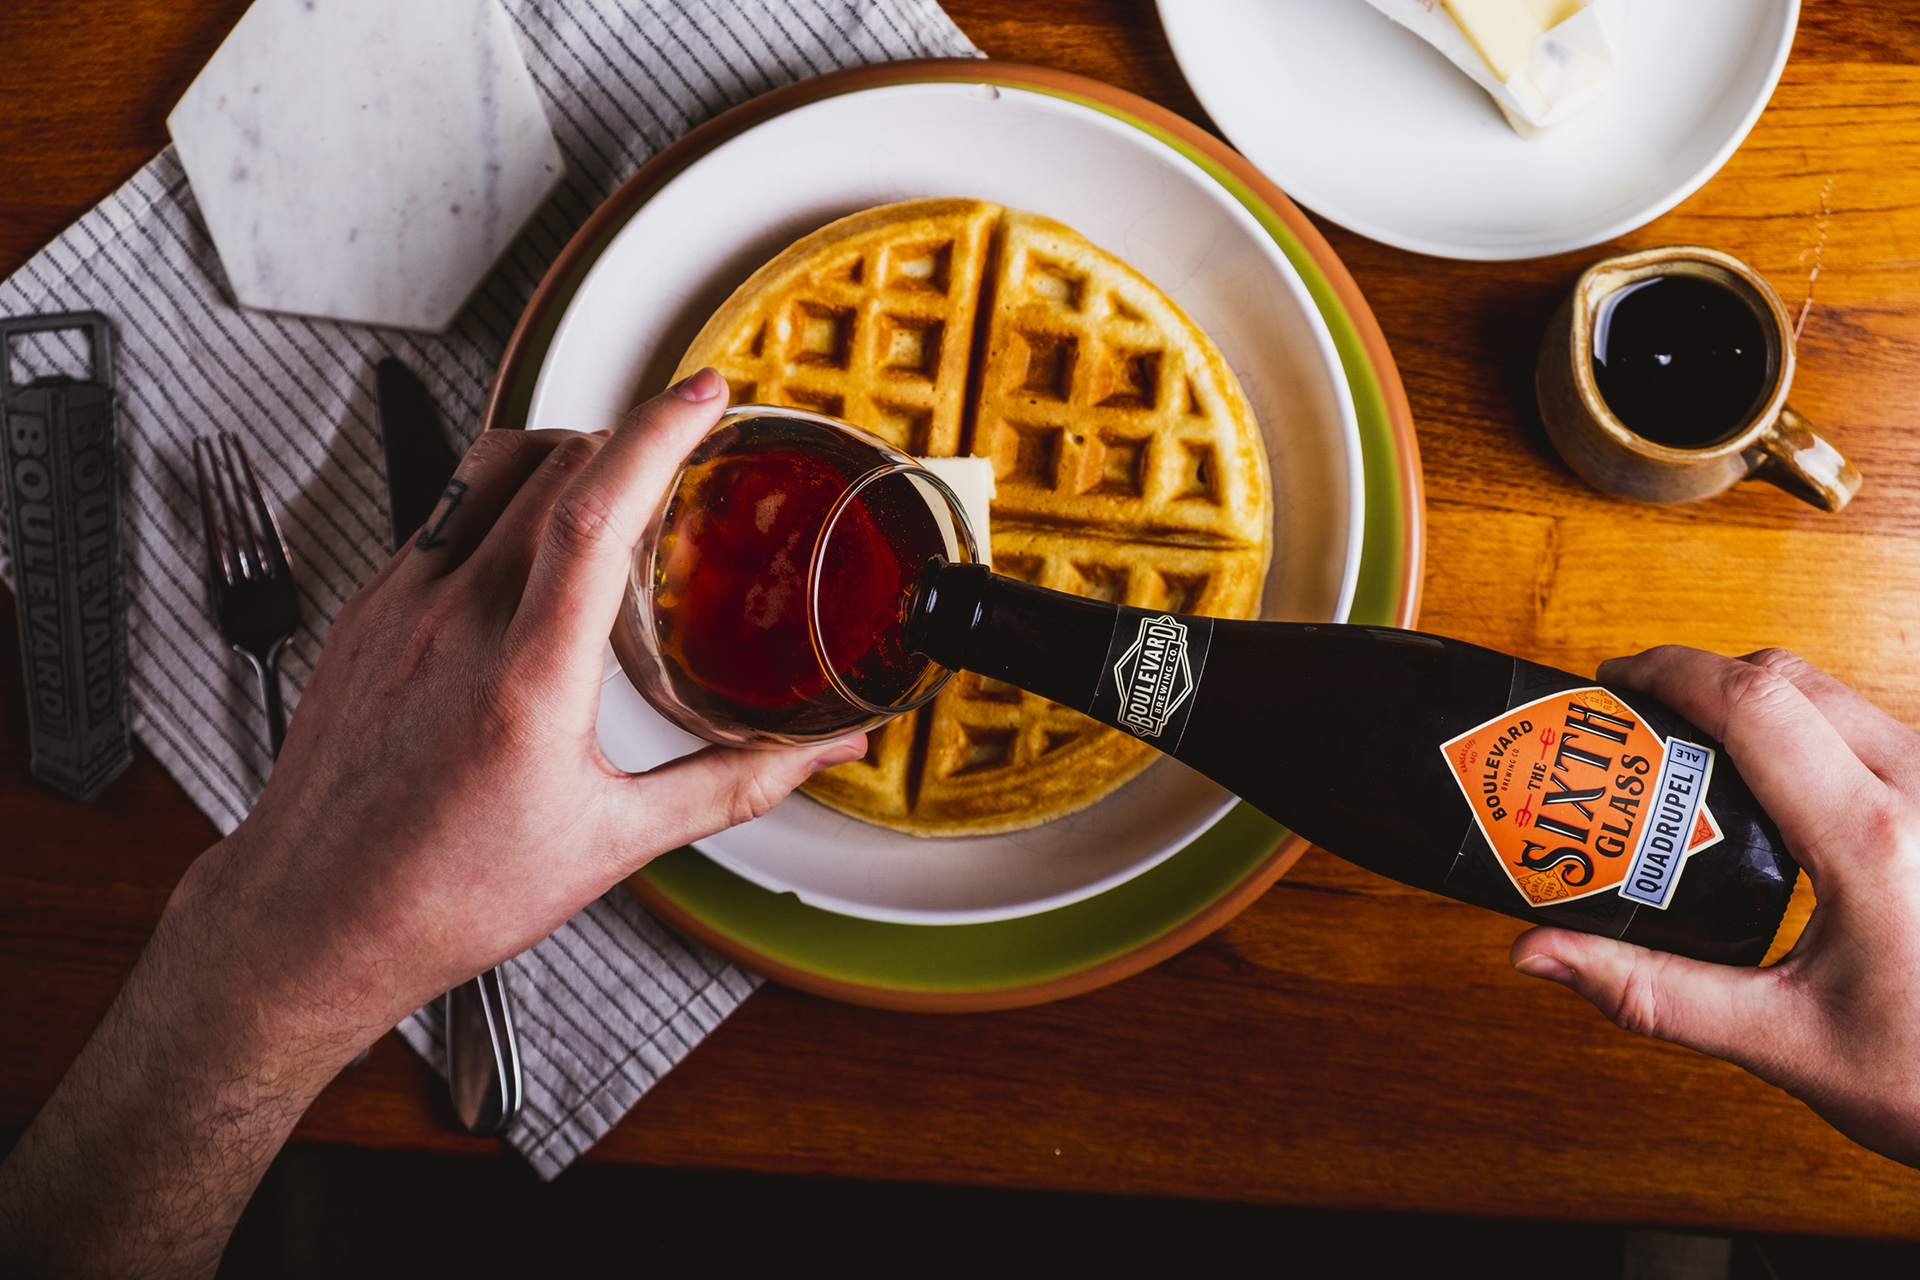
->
[[375, 358, 461, 553], [374, 357, 523, 1137]]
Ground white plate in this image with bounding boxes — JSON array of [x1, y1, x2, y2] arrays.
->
[[1157, 0, 1799, 261], [530, 82, 1363, 923]]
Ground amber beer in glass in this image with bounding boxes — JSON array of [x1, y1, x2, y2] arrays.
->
[[901, 560, 1799, 966], [616, 408, 980, 747]]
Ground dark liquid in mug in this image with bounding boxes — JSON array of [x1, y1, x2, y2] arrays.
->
[[1591, 275, 1771, 449]]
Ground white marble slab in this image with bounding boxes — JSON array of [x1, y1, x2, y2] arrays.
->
[[168, 0, 564, 333]]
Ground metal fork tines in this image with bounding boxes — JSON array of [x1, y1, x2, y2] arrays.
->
[[193, 433, 300, 759]]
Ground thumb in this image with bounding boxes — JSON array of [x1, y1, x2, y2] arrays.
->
[[1511, 926, 1777, 1066], [603, 735, 867, 872]]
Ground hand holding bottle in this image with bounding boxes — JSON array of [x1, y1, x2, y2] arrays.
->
[[1512, 646, 1920, 1169]]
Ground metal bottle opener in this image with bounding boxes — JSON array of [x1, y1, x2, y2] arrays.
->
[[1, 312, 132, 802]]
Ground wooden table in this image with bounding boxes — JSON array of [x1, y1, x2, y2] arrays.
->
[[4, 0, 1918, 1241]]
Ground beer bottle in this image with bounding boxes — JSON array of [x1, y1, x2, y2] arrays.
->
[[903, 560, 1798, 965]]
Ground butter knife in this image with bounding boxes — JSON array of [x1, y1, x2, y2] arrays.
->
[[375, 357, 460, 548], [374, 357, 523, 1136]]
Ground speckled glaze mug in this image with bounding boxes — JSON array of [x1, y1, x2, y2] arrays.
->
[[1536, 245, 1862, 512]]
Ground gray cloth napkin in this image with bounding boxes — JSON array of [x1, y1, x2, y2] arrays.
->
[[0, 0, 978, 1178]]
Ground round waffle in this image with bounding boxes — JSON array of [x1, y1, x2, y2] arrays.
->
[[674, 199, 1272, 835]]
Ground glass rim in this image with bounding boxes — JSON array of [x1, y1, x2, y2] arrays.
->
[[805, 461, 981, 717], [629, 403, 984, 747]]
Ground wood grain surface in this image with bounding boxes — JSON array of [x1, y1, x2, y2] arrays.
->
[[3, 0, 1918, 1240]]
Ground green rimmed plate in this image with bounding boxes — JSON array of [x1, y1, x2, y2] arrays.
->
[[485, 61, 1424, 1010]]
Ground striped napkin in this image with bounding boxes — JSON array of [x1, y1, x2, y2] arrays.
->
[[0, 0, 978, 1178]]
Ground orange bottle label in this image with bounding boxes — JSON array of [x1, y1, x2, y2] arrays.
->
[[1441, 688, 1721, 909]]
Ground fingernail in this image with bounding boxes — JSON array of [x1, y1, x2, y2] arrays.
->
[[1514, 954, 1576, 985], [808, 739, 865, 775], [670, 367, 724, 402], [1595, 657, 1622, 680]]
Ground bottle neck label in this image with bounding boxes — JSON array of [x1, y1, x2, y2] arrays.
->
[[1438, 664, 1723, 917], [1088, 609, 1216, 754]]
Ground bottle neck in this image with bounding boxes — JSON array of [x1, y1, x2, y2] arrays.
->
[[902, 558, 1118, 709]]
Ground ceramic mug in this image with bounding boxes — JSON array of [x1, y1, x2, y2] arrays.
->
[[1536, 245, 1861, 512]]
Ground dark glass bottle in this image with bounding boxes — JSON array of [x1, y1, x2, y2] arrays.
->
[[903, 560, 1798, 965]]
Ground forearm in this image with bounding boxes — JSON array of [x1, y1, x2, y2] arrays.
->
[[0, 381, 846, 1269], [0, 840, 376, 1277]]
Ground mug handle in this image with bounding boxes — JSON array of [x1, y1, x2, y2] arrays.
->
[[1744, 405, 1862, 513]]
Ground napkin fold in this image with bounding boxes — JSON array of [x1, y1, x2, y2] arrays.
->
[[0, 0, 979, 1178]]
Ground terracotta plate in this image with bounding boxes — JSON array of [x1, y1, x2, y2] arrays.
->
[[483, 60, 1424, 1011]]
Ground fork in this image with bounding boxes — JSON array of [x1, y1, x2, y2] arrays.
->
[[193, 433, 301, 759]]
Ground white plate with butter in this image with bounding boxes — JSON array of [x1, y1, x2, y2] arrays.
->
[[527, 82, 1364, 923], [1157, 0, 1799, 261]]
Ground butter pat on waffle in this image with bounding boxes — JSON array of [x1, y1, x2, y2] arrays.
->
[[674, 199, 1272, 836]]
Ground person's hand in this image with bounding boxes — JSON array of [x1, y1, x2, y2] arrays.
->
[[207, 366, 862, 1038], [0, 368, 865, 1276], [1511, 646, 1920, 1168]]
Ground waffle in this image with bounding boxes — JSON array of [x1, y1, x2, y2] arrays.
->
[[975, 210, 1271, 548], [676, 198, 998, 458], [673, 200, 1271, 835]]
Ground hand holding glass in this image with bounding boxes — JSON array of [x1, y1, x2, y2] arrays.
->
[[615, 406, 980, 747]]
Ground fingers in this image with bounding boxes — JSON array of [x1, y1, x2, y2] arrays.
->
[[508, 369, 728, 670], [1735, 649, 1920, 796], [1511, 925, 1785, 1073], [386, 430, 569, 586], [448, 430, 607, 601], [600, 735, 866, 875], [1596, 645, 1888, 876]]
